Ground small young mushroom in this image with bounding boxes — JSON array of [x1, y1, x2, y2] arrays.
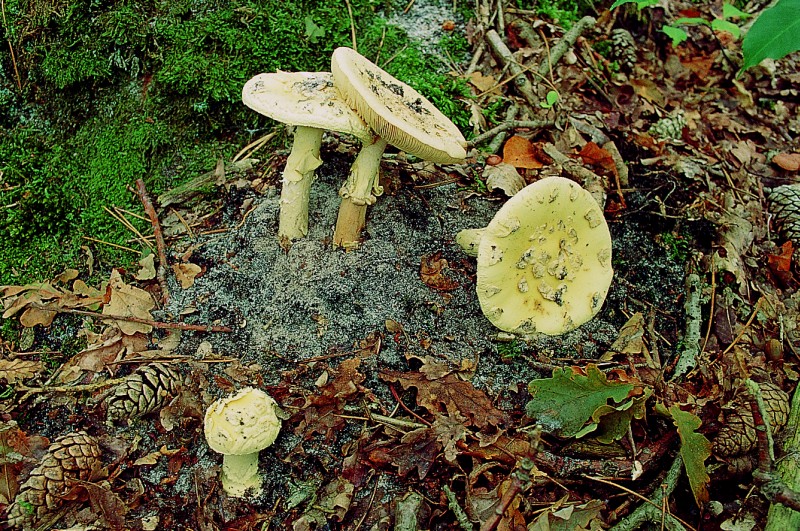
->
[[458, 177, 613, 335], [331, 46, 468, 248], [204, 387, 282, 497], [242, 72, 373, 244]]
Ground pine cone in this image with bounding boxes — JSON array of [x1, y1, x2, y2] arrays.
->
[[649, 111, 686, 140], [610, 28, 637, 71], [105, 363, 182, 422], [768, 184, 800, 243], [6, 431, 101, 529], [712, 382, 790, 457]]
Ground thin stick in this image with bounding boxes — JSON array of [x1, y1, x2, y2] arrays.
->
[[233, 131, 277, 163], [17, 378, 128, 395], [344, 0, 357, 51], [721, 297, 763, 356], [537, 16, 597, 78], [136, 179, 170, 303], [171, 208, 195, 239], [32, 303, 233, 333], [103, 206, 153, 250], [701, 268, 716, 355], [81, 236, 140, 253], [467, 119, 554, 148]]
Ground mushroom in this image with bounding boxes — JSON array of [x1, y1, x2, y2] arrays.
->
[[330, 46, 468, 248], [204, 387, 282, 497], [458, 177, 613, 335], [242, 72, 373, 244]]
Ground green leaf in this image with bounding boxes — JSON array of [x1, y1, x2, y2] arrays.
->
[[526, 365, 635, 437], [593, 388, 652, 444], [742, 0, 800, 70], [661, 25, 689, 46], [670, 405, 711, 507], [673, 17, 710, 27], [304, 16, 325, 43], [530, 499, 605, 531], [540, 90, 559, 109], [723, 3, 751, 19], [610, 0, 659, 9], [712, 19, 741, 39]]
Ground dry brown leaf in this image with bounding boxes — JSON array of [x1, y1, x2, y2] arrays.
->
[[467, 71, 499, 94], [135, 254, 157, 281], [173, 262, 202, 289], [54, 269, 79, 284], [579, 142, 617, 175], [483, 163, 526, 196], [502, 136, 543, 169], [380, 371, 507, 429], [773, 152, 800, 171], [432, 413, 468, 462], [103, 269, 155, 334], [18, 306, 57, 327], [0, 359, 43, 383], [420, 253, 459, 291], [629, 78, 666, 107]]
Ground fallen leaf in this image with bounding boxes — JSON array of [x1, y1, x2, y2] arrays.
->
[[381, 371, 506, 429], [767, 241, 794, 273], [629, 78, 666, 107], [135, 254, 157, 280], [172, 262, 202, 289], [578, 142, 616, 175], [103, 269, 155, 334], [0, 359, 43, 383], [526, 365, 636, 437], [467, 71, 499, 93], [502, 136, 543, 169], [773, 152, 800, 171], [670, 405, 711, 507], [483, 163, 526, 196], [420, 253, 459, 291], [368, 427, 441, 479], [432, 413, 468, 462]]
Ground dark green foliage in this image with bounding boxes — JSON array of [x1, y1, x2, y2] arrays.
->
[[0, 0, 472, 284]]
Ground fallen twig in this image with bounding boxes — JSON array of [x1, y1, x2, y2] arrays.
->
[[485, 29, 539, 107], [136, 178, 170, 303], [32, 303, 233, 333], [17, 378, 127, 395], [468, 118, 553, 149], [605, 457, 690, 531], [537, 16, 597, 78]]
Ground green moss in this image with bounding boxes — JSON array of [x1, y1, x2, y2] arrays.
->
[[0, 0, 473, 284]]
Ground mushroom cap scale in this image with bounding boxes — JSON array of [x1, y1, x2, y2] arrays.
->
[[204, 387, 282, 456], [331, 47, 467, 164], [242, 72, 373, 143], [476, 177, 613, 336]]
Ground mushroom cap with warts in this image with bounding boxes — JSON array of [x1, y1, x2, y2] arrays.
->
[[476, 177, 613, 335], [204, 387, 282, 496], [242, 71, 373, 142], [331, 47, 467, 164]]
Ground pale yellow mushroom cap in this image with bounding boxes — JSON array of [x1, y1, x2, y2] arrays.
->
[[204, 387, 281, 456], [476, 177, 613, 335], [242, 71, 373, 143], [331, 47, 467, 164]]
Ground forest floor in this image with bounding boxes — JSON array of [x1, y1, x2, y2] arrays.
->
[[2, 1, 800, 530]]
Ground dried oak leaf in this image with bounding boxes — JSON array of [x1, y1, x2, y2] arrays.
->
[[483, 162, 526, 196], [103, 269, 155, 335], [578, 142, 617, 176], [368, 427, 441, 479], [172, 262, 202, 289], [420, 253, 459, 291], [295, 358, 365, 442], [380, 370, 507, 429], [433, 413, 467, 462], [0, 359, 44, 384], [502, 136, 543, 169]]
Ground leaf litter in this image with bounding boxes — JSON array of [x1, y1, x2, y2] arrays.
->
[[1, 0, 800, 529]]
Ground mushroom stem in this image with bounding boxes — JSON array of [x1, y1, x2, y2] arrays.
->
[[333, 136, 388, 248], [221, 452, 261, 497], [278, 126, 324, 242]]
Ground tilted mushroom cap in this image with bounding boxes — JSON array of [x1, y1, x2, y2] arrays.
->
[[204, 387, 281, 456], [476, 177, 613, 335], [242, 71, 373, 143], [331, 47, 467, 164]]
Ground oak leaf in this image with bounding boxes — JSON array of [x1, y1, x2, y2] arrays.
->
[[381, 370, 506, 429], [103, 269, 155, 334], [670, 405, 711, 507], [502, 135, 543, 169]]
